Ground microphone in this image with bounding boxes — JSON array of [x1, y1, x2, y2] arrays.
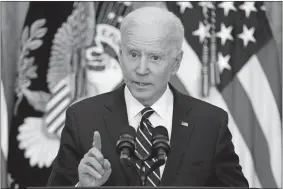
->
[[151, 126, 171, 165], [116, 126, 136, 159], [116, 126, 139, 186], [142, 126, 170, 181]]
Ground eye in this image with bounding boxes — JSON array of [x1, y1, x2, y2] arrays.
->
[[130, 52, 139, 58], [149, 55, 161, 62]]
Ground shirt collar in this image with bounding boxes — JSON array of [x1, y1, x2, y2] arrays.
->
[[124, 86, 144, 120], [124, 85, 172, 120]]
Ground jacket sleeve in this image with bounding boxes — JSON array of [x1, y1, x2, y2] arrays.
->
[[212, 111, 249, 187], [47, 106, 82, 186]]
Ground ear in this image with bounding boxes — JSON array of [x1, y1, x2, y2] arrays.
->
[[172, 50, 183, 75]]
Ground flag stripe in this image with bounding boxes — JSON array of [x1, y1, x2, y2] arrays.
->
[[1, 80, 8, 188], [108, 3, 119, 26], [1, 81, 8, 159], [112, 3, 125, 26], [46, 97, 71, 125], [222, 76, 277, 187], [102, 2, 114, 24], [47, 110, 66, 133], [177, 40, 202, 97], [53, 121, 65, 135], [123, 4, 132, 17], [1, 150, 7, 188], [226, 111, 262, 187], [56, 125, 64, 136], [46, 84, 70, 112], [49, 74, 68, 94], [45, 88, 69, 115], [256, 38, 282, 116], [177, 39, 261, 187], [237, 55, 281, 187], [169, 74, 189, 95], [46, 98, 71, 130], [97, 2, 107, 24], [201, 86, 262, 187]]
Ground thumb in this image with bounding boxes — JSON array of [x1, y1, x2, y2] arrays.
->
[[92, 131, 102, 151]]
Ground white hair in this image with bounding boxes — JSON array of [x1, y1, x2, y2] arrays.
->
[[120, 6, 184, 54]]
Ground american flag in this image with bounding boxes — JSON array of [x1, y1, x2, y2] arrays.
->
[[166, 1, 281, 188]]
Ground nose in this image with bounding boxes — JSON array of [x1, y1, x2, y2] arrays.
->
[[135, 56, 149, 75]]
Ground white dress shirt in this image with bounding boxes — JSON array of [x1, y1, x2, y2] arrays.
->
[[124, 85, 174, 178]]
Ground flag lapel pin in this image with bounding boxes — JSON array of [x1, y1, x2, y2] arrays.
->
[[181, 121, 188, 127]]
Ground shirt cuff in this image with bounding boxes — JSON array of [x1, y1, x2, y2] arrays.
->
[[75, 182, 79, 187]]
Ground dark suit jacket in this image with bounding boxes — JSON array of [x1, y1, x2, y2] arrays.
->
[[47, 84, 249, 187]]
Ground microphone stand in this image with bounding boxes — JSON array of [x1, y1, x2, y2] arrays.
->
[[138, 156, 166, 186], [140, 161, 146, 186], [119, 155, 140, 186]]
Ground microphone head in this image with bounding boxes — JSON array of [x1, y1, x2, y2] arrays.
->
[[119, 125, 137, 139], [152, 126, 169, 140], [116, 125, 136, 156], [152, 126, 170, 158]]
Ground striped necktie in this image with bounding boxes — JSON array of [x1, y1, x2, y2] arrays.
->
[[135, 107, 161, 186]]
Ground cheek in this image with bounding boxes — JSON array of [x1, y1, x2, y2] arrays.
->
[[151, 64, 173, 80]]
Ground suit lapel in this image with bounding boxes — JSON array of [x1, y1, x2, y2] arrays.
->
[[103, 84, 141, 185], [103, 84, 195, 186], [103, 84, 129, 149], [160, 85, 195, 186]]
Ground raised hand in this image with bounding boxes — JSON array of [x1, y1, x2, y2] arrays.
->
[[78, 131, 112, 187]]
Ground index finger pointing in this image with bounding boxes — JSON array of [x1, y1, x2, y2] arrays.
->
[[92, 131, 102, 151]]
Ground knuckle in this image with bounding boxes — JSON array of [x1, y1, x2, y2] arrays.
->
[[79, 159, 85, 167], [83, 166, 89, 173], [97, 154, 104, 162], [82, 156, 89, 163], [90, 148, 98, 157], [84, 152, 89, 158], [88, 148, 94, 155], [97, 163, 103, 170]]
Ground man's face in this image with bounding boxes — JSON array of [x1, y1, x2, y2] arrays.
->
[[119, 23, 182, 106]]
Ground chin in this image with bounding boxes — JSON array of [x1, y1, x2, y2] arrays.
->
[[131, 88, 151, 97], [130, 88, 152, 102]]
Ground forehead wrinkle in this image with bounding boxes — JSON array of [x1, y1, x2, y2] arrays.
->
[[121, 26, 176, 52], [122, 38, 174, 56], [122, 33, 170, 47]]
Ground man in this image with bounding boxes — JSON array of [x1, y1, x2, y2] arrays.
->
[[47, 7, 249, 187]]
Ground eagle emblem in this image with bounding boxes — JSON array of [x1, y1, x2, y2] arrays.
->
[[16, 2, 102, 168]]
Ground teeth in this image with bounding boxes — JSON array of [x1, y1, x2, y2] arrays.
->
[[136, 82, 145, 86]]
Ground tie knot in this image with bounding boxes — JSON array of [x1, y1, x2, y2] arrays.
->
[[141, 107, 154, 119]]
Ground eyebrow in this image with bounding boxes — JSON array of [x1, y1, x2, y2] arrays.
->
[[125, 45, 139, 50], [124, 45, 168, 56]]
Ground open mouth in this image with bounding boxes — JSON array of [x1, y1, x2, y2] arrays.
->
[[132, 81, 151, 87], [86, 64, 106, 71]]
